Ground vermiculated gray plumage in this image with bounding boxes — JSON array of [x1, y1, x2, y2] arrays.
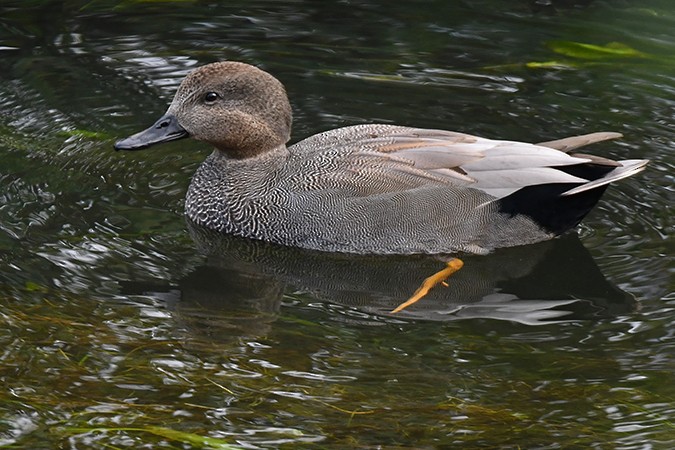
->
[[115, 62, 649, 255]]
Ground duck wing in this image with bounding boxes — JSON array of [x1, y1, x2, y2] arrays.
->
[[349, 126, 638, 199]]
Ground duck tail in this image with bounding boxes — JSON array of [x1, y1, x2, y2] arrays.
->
[[498, 158, 648, 236]]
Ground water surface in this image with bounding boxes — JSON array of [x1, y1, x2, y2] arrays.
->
[[0, 1, 673, 448]]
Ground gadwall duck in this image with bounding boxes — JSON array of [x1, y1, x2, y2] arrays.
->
[[115, 61, 647, 310]]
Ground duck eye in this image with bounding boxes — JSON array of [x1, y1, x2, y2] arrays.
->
[[204, 92, 219, 103]]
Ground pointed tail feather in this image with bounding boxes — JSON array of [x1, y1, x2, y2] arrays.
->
[[561, 159, 649, 196]]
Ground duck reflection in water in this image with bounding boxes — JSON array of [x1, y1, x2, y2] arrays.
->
[[121, 223, 635, 337]]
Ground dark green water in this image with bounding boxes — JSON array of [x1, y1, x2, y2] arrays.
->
[[0, 1, 673, 448]]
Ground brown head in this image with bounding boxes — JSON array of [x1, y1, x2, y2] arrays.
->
[[115, 61, 293, 158]]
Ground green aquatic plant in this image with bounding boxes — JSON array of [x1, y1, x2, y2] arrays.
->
[[547, 41, 650, 60], [60, 426, 243, 449], [489, 40, 655, 71]]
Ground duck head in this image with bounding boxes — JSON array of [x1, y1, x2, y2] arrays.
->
[[114, 61, 293, 159]]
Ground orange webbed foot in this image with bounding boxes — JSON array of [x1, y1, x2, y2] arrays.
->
[[391, 258, 464, 313]]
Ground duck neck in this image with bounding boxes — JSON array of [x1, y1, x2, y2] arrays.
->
[[212, 143, 290, 166], [185, 144, 290, 232]]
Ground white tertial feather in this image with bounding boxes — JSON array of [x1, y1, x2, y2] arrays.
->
[[469, 167, 588, 189], [461, 151, 589, 171]]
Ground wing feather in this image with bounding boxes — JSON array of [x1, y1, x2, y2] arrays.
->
[[537, 132, 622, 152], [470, 167, 587, 189], [357, 128, 600, 199], [302, 125, 641, 201]]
